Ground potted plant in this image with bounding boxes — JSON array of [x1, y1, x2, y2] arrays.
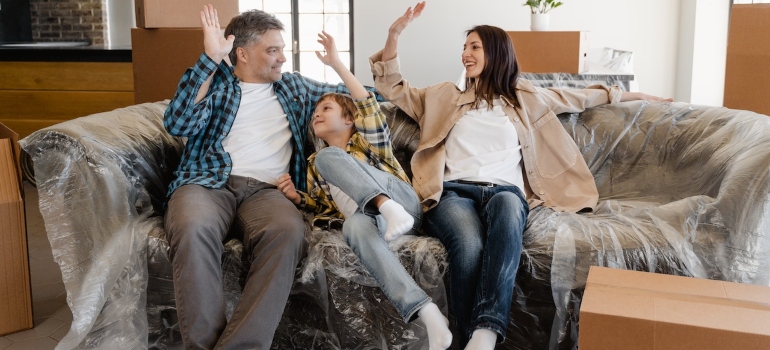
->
[[523, 0, 563, 31]]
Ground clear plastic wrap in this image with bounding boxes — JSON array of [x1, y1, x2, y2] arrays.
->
[[20, 102, 184, 349], [502, 101, 770, 349], [272, 227, 448, 349], [20, 99, 770, 350], [21, 101, 447, 350], [518, 72, 635, 92], [457, 69, 635, 92]]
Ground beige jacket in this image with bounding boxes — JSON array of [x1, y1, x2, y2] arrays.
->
[[369, 51, 622, 213]]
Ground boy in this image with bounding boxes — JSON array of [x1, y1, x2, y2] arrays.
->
[[277, 32, 452, 350]]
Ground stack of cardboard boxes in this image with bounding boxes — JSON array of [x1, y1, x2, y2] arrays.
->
[[0, 122, 32, 336], [580, 266, 770, 349], [723, 3, 770, 116], [506, 31, 589, 74], [132, 0, 240, 104]]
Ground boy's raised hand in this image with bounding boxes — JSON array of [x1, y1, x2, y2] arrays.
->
[[200, 4, 235, 63], [315, 31, 368, 99], [277, 174, 301, 205], [315, 31, 342, 68]]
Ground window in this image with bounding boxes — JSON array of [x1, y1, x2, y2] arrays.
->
[[239, 0, 352, 83]]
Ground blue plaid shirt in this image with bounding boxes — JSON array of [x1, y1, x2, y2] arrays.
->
[[164, 53, 379, 198]]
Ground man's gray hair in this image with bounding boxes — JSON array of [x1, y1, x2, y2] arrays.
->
[[225, 10, 284, 65]]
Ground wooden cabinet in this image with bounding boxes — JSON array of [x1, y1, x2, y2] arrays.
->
[[0, 62, 135, 138]]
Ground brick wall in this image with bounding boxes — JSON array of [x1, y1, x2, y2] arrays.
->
[[29, 0, 108, 45]]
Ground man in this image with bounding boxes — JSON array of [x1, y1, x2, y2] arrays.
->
[[163, 5, 373, 349]]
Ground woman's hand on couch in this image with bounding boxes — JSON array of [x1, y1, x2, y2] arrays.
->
[[621, 91, 673, 102]]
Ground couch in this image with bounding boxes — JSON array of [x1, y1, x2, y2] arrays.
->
[[20, 97, 770, 349]]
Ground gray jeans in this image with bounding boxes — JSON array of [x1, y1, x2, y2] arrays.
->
[[164, 175, 307, 350]]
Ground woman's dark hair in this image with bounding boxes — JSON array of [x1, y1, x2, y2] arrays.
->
[[225, 10, 284, 66], [465, 25, 521, 108]]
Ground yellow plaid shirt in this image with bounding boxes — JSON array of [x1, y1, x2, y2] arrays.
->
[[298, 94, 410, 222]]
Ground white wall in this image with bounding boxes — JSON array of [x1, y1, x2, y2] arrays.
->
[[110, 0, 728, 103], [354, 0, 681, 99], [676, 0, 697, 103], [675, 0, 730, 105]]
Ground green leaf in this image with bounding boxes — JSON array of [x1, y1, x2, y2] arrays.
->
[[524, 0, 563, 14], [523, 0, 541, 13]]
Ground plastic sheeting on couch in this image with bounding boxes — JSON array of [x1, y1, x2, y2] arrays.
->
[[20, 101, 448, 350], [20, 99, 770, 349]]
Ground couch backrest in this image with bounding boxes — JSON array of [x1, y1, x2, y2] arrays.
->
[[21, 101, 185, 216]]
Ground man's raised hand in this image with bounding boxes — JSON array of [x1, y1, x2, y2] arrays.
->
[[201, 4, 235, 63]]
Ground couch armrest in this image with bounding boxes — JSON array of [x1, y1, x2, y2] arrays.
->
[[511, 102, 770, 348], [560, 101, 770, 283], [19, 101, 184, 348]]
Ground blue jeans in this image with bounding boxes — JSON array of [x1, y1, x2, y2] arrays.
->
[[314, 147, 430, 322], [424, 181, 529, 346]]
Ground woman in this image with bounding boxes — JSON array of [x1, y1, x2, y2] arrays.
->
[[369, 3, 671, 349]]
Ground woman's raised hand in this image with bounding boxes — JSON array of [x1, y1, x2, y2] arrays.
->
[[389, 2, 426, 37], [200, 4, 234, 63], [383, 2, 426, 61]]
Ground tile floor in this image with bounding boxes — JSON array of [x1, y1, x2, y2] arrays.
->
[[1, 182, 70, 349]]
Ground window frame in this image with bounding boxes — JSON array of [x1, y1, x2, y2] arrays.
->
[[288, 0, 355, 76]]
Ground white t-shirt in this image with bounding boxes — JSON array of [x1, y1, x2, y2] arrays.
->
[[222, 82, 292, 185], [444, 98, 525, 191]]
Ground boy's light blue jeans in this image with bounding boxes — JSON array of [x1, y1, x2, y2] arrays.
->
[[314, 146, 430, 322]]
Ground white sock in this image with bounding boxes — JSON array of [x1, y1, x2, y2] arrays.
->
[[418, 302, 453, 350], [379, 199, 414, 241], [464, 329, 497, 350]]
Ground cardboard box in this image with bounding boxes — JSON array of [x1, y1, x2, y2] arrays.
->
[[135, 0, 240, 28], [579, 266, 770, 349], [0, 122, 32, 336], [723, 4, 770, 116], [506, 31, 588, 74], [131, 28, 205, 104]]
